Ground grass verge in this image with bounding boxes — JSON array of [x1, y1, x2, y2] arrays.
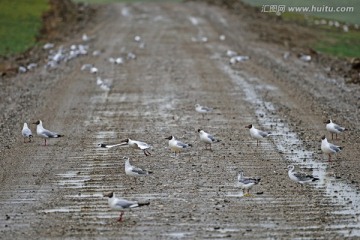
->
[[0, 0, 49, 56]]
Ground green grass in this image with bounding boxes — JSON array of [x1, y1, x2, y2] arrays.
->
[[0, 0, 49, 56], [315, 31, 360, 58], [242, 0, 360, 58]]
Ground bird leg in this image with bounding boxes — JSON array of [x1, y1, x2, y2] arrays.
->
[[256, 140, 259, 147], [44, 139, 47, 146], [331, 133, 334, 140], [328, 154, 332, 162], [117, 212, 124, 222], [144, 150, 151, 156]]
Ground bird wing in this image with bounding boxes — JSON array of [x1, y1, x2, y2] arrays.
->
[[258, 130, 269, 138], [333, 124, 345, 132], [176, 141, 189, 148], [293, 172, 314, 181], [134, 141, 150, 150], [40, 128, 59, 138], [114, 199, 138, 209], [329, 144, 341, 152], [207, 134, 217, 142], [201, 106, 212, 111], [131, 166, 148, 175], [239, 177, 260, 185], [22, 128, 32, 136]]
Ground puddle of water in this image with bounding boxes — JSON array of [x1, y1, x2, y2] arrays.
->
[[164, 232, 193, 238]]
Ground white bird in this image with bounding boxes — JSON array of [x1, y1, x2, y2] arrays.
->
[[324, 119, 347, 140], [103, 192, 150, 222], [230, 55, 250, 64], [245, 124, 272, 146], [98, 138, 152, 156], [287, 165, 319, 184], [22, 123, 33, 143], [236, 170, 261, 196], [124, 156, 152, 180], [165, 136, 192, 157], [96, 77, 112, 91], [90, 67, 98, 74], [321, 136, 342, 162], [121, 138, 152, 156], [198, 129, 221, 150], [226, 50, 237, 57], [32, 120, 63, 146], [195, 104, 213, 118]]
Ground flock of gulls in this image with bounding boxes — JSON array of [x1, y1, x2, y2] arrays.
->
[[21, 100, 347, 221], [16, 18, 348, 222]]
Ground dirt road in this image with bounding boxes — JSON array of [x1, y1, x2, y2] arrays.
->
[[1, 2, 360, 239]]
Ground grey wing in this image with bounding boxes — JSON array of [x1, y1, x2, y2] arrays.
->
[[207, 134, 216, 142], [258, 131, 269, 138], [115, 199, 137, 209], [294, 172, 313, 181], [202, 106, 212, 112], [333, 124, 345, 132], [132, 166, 148, 175], [22, 128, 32, 137], [239, 178, 258, 185], [176, 141, 189, 148], [135, 141, 150, 150], [42, 129, 59, 138], [329, 143, 341, 152]]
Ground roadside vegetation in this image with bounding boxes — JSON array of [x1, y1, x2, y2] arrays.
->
[[242, 0, 360, 58], [0, 0, 49, 56]]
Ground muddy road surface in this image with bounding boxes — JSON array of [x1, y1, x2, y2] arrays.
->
[[1, 2, 360, 239]]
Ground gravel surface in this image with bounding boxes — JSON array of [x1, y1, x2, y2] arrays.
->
[[0, 2, 360, 239]]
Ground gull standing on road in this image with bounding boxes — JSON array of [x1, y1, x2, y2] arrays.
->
[[103, 192, 150, 222], [325, 119, 347, 140], [22, 123, 33, 143], [165, 136, 192, 157], [195, 104, 213, 118], [98, 138, 152, 156], [198, 129, 221, 150], [124, 156, 152, 181], [287, 165, 319, 184], [245, 124, 272, 146], [33, 120, 63, 146], [321, 136, 342, 162], [236, 170, 261, 197]]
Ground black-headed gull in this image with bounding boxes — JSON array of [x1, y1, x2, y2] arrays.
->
[[321, 136, 342, 162], [195, 104, 213, 118], [103, 192, 150, 222], [165, 136, 192, 157], [22, 123, 33, 143], [198, 129, 221, 150], [32, 120, 63, 146], [124, 156, 152, 180], [121, 138, 152, 156], [245, 124, 272, 146], [324, 119, 347, 140], [98, 138, 151, 156], [287, 165, 319, 184], [236, 170, 261, 197]]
